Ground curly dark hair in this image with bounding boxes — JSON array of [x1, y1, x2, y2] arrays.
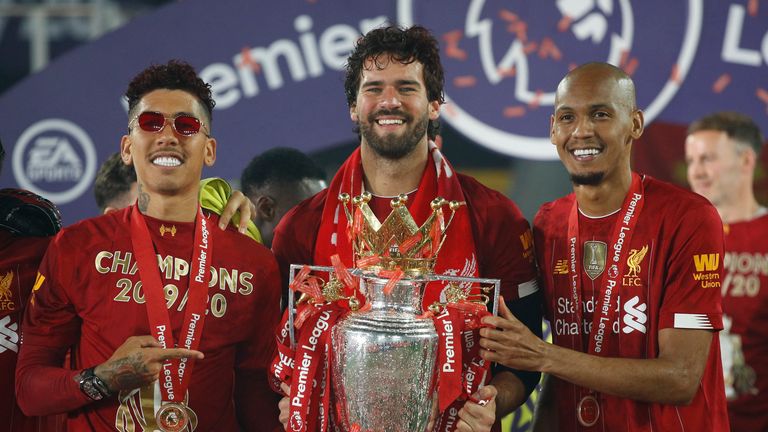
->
[[344, 25, 445, 139], [125, 59, 215, 127], [688, 112, 764, 153], [94, 152, 137, 211]]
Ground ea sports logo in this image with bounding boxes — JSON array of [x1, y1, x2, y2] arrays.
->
[[13, 119, 97, 204], [398, 0, 703, 160]]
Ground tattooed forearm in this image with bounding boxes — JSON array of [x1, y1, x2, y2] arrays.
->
[[96, 352, 156, 392], [137, 183, 150, 213]]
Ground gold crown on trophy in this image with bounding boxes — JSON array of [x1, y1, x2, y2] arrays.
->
[[339, 192, 465, 277]]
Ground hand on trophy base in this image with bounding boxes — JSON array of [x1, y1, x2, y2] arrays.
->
[[456, 385, 497, 432]]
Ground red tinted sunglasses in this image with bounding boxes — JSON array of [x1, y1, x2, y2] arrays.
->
[[131, 111, 209, 137]]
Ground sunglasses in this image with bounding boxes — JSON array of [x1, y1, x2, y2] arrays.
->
[[130, 111, 209, 137]]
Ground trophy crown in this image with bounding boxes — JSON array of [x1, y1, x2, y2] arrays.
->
[[340, 193, 464, 277]]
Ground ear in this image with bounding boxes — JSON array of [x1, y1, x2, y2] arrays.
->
[[428, 100, 440, 121], [630, 109, 645, 140], [742, 146, 757, 172], [350, 103, 359, 122], [204, 137, 217, 166], [255, 195, 276, 222], [120, 135, 133, 165], [549, 114, 556, 145]]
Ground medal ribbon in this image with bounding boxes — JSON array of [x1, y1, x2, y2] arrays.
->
[[130, 205, 212, 403], [566, 173, 644, 354]]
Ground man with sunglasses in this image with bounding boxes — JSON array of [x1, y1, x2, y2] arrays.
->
[[15, 60, 282, 431]]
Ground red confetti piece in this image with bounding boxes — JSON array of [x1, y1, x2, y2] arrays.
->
[[356, 255, 381, 268], [538, 37, 562, 61], [398, 233, 422, 255], [499, 9, 519, 23], [624, 58, 639, 76], [712, 73, 732, 94], [350, 423, 362, 432], [498, 66, 517, 78], [507, 21, 528, 42], [523, 42, 538, 54], [331, 254, 356, 290], [382, 269, 405, 295], [503, 106, 527, 118], [748, 0, 758, 16], [353, 207, 363, 235], [568, 63, 578, 71], [294, 304, 318, 329], [619, 50, 630, 68], [239, 47, 261, 72], [443, 30, 467, 61], [670, 64, 681, 84], [453, 75, 477, 88], [757, 88, 768, 104], [558, 15, 572, 32], [528, 89, 544, 110], [289, 265, 311, 292]]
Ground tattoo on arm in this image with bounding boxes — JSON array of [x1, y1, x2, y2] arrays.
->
[[137, 183, 150, 213], [100, 353, 154, 392]]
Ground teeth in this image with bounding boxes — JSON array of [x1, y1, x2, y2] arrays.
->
[[153, 156, 181, 167], [377, 119, 404, 125], [573, 148, 600, 157]]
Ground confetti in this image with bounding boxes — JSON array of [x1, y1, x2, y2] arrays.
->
[[503, 106, 527, 118], [239, 47, 261, 72], [453, 76, 477, 88], [712, 73, 732, 94], [558, 15, 573, 32]]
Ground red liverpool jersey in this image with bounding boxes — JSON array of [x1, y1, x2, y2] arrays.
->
[[0, 231, 53, 432], [720, 212, 768, 431], [273, 173, 538, 302], [534, 176, 729, 431], [17, 207, 282, 431]]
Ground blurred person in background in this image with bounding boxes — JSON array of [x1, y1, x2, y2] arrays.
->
[[685, 111, 768, 431], [94, 152, 138, 214]]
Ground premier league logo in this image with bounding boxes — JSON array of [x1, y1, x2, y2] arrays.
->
[[398, 0, 702, 159]]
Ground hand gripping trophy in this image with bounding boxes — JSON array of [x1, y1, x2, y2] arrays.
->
[[270, 193, 500, 432]]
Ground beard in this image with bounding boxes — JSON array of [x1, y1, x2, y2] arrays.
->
[[570, 171, 605, 186], [359, 109, 429, 160]]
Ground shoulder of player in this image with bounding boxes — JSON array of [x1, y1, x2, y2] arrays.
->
[[457, 173, 525, 220], [643, 176, 717, 219], [533, 194, 574, 231], [52, 207, 129, 250]]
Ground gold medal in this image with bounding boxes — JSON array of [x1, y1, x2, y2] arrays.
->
[[577, 394, 600, 427], [157, 402, 189, 432]]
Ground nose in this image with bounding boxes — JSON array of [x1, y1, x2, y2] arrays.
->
[[572, 116, 594, 139], [378, 86, 402, 109], [156, 119, 180, 144], [687, 158, 706, 180]]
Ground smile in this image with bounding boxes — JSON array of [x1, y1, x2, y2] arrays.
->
[[377, 119, 404, 125], [152, 156, 182, 167]]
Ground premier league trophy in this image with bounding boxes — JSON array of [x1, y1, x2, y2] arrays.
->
[[280, 193, 500, 432]]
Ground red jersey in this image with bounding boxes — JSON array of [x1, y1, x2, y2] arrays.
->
[[16, 206, 282, 431], [0, 231, 53, 432], [720, 211, 768, 431], [534, 176, 729, 431], [273, 173, 538, 302]]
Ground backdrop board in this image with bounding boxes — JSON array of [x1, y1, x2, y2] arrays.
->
[[0, 0, 766, 224]]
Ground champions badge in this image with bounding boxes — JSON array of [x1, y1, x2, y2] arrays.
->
[[157, 402, 189, 432], [577, 394, 600, 427]]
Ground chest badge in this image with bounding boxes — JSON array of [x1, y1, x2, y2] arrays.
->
[[583, 241, 606, 280]]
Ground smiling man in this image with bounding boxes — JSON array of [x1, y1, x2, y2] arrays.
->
[[271, 25, 542, 432], [15, 60, 281, 431], [685, 112, 768, 431], [478, 63, 729, 431]]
